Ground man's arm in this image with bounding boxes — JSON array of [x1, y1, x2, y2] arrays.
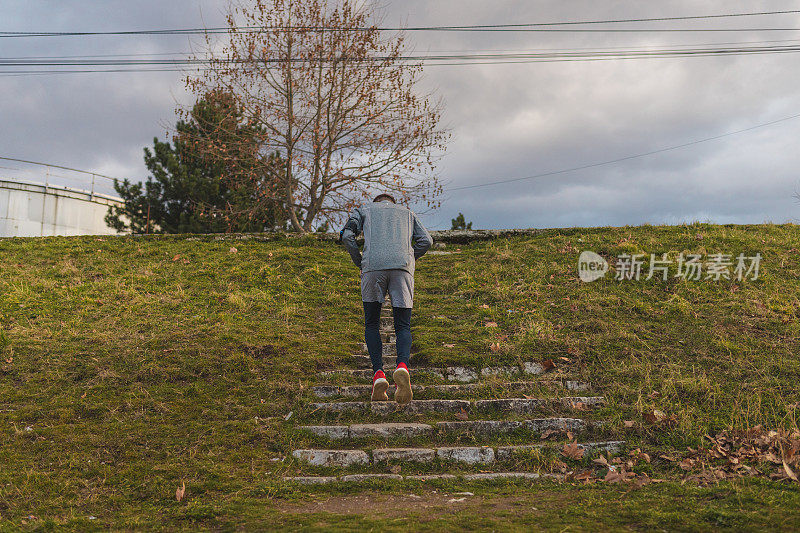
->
[[412, 214, 433, 260], [340, 208, 364, 269]]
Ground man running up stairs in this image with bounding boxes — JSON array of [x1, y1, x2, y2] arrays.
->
[[340, 193, 433, 405]]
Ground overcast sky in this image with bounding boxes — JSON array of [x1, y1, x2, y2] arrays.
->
[[2, 1, 800, 229]]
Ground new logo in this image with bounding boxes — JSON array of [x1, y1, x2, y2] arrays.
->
[[578, 251, 608, 282]]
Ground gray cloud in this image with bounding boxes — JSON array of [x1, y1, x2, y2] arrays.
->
[[1, 1, 798, 227]]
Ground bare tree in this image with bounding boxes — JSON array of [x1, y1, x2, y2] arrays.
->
[[186, 0, 448, 232]]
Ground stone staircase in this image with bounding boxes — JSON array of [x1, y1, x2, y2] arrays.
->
[[283, 304, 623, 484]]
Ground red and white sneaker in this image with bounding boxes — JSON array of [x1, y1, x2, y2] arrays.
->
[[393, 363, 413, 405], [371, 370, 389, 401]]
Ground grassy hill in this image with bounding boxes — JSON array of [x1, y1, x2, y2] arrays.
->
[[1, 223, 799, 531]]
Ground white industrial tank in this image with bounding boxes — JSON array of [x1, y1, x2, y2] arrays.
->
[[0, 179, 124, 237]]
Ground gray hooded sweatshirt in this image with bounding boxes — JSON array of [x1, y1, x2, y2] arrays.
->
[[340, 202, 433, 274]]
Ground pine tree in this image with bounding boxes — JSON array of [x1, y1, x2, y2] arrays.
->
[[106, 90, 285, 234], [451, 212, 473, 230]]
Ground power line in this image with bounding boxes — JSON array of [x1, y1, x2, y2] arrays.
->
[[4, 27, 800, 37], [2, 9, 800, 37], [410, 9, 800, 29], [0, 44, 800, 72], [4, 37, 800, 61], [0, 51, 188, 60], [0, 68, 194, 77], [0, 156, 121, 181], [2, 54, 798, 76], [447, 113, 800, 192]]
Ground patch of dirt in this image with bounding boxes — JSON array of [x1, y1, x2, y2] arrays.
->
[[278, 491, 524, 517]]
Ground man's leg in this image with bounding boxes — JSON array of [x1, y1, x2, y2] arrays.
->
[[363, 301, 383, 372], [364, 301, 388, 401], [392, 306, 413, 405], [386, 269, 414, 405], [392, 306, 412, 368]]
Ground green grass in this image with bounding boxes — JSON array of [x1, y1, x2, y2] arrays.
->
[[1, 223, 799, 531]]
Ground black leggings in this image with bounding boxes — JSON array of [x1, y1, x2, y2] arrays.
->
[[364, 301, 411, 373]]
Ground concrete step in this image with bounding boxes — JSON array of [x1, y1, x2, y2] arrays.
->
[[291, 441, 624, 467], [301, 422, 434, 439], [495, 441, 625, 460], [310, 399, 471, 415], [436, 417, 586, 436], [300, 417, 586, 439], [320, 362, 547, 383], [309, 396, 604, 416], [283, 472, 559, 484], [474, 396, 606, 413], [292, 449, 369, 467], [311, 380, 591, 399], [351, 354, 398, 367], [359, 344, 397, 357]]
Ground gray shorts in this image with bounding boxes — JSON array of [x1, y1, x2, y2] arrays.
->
[[361, 269, 414, 308]]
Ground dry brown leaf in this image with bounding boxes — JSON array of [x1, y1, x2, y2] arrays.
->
[[562, 441, 585, 461], [644, 409, 667, 425], [570, 401, 587, 411], [489, 342, 501, 353], [765, 452, 782, 464], [176, 482, 186, 502], [542, 359, 556, 371], [455, 408, 469, 421], [604, 468, 623, 483], [783, 461, 799, 482], [593, 454, 610, 467], [541, 429, 559, 440]]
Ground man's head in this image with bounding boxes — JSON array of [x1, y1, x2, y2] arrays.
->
[[373, 194, 396, 204]]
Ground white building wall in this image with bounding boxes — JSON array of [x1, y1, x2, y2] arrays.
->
[[0, 180, 124, 237]]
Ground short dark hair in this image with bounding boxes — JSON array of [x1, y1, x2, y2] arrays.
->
[[373, 194, 396, 203]]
